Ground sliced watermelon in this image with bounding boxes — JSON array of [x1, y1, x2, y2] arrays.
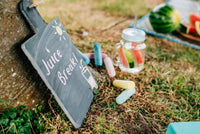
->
[[190, 13, 200, 27], [132, 43, 144, 65], [122, 48, 134, 68], [119, 48, 129, 68], [188, 26, 197, 35], [179, 23, 198, 35], [195, 21, 200, 36]]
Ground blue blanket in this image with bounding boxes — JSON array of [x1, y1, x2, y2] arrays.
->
[[130, 0, 200, 50]]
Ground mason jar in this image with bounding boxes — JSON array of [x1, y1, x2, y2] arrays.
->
[[115, 28, 146, 74]]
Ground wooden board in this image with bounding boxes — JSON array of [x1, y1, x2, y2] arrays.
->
[[177, 31, 200, 43]]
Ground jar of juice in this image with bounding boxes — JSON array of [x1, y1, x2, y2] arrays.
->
[[115, 28, 146, 73]]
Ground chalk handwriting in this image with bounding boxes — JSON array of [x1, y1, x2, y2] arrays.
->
[[42, 50, 62, 76], [57, 53, 78, 85]]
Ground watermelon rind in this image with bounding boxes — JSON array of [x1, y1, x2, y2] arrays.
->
[[149, 4, 181, 33], [179, 23, 197, 35], [179, 23, 188, 33], [195, 21, 200, 36]]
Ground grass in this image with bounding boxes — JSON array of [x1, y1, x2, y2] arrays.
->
[[144, 37, 200, 132], [0, 105, 44, 134], [1, 0, 200, 133], [94, 0, 153, 17]]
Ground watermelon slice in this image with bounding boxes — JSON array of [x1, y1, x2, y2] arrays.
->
[[190, 13, 200, 27], [122, 48, 134, 68], [195, 21, 200, 36], [188, 26, 198, 35], [119, 48, 129, 68], [179, 23, 197, 35], [132, 43, 144, 65]]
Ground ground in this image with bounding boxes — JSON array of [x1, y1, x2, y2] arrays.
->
[[2, 0, 200, 133], [35, 0, 200, 133]]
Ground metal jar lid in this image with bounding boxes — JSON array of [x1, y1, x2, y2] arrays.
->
[[122, 28, 145, 42]]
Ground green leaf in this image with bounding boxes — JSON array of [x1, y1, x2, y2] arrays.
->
[[0, 118, 9, 126], [7, 111, 17, 119], [91, 107, 95, 112], [15, 117, 24, 126], [18, 126, 25, 133], [29, 109, 35, 117], [24, 122, 31, 128], [38, 105, 42, 112], [93, 87, 99, 94], [26, 111, 32, 120], [19, 105, 26, 110], [47, 113, 52, 118], [18, 123, 32, 133], [37, 123, 44, 132], [11, 108, 17, 112], [1, 113, 8, 119], [24, 128, 32, 134], [61, 113, 67, 120], [22, 111, 28, 119], [99, 103, 106, 108], [34, 119, 38, 124], [109, 102, 117, 110]]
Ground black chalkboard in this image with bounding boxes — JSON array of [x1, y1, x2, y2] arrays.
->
[[19, 0, 97, 128]]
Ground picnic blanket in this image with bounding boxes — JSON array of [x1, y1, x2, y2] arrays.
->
[[130, 0, 200, 50]]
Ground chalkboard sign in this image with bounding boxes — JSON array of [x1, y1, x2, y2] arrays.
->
[[21, 18, 98, 128]]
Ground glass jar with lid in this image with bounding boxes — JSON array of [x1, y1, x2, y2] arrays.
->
[[115, 28, 146, 74]]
